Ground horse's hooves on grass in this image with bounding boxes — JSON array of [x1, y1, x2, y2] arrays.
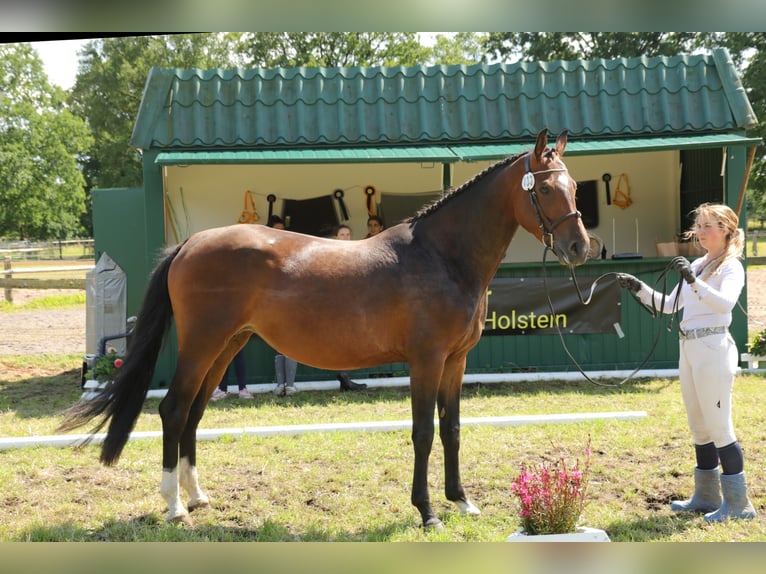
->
[[423, 518, 445, 531], [168, 513, 194, 527]]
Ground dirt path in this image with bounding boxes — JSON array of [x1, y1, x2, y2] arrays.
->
[[1, 268, 766, 356], [0, 290, 85, 356]]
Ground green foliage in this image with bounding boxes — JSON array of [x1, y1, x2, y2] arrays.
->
[[0, 43, 93, 240], [69, 34, 234, 193], [88, 348, 124, 382], [484, 32, 698, 62], [233, 32, 434, 68], [695, 33, 766, 224], [748, 328, 766, 356], [429, 32, 489, 65]]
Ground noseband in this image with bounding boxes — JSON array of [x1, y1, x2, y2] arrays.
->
[[522, 153, 582, 252]]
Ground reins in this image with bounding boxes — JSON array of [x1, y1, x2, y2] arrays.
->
[[540, 246, 682, 388]]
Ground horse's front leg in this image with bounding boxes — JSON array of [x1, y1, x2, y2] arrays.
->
[[409, 358, 444, 529], [438, 354, 480, 517]]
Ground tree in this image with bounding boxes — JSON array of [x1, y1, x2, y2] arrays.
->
[[233, 32, 433, 68], [694, 33, 766, 223], [70, 34, 235, 193], [429, 32, 489, 65], [484, 32, 697, 62], [0, 43, 92, 240]]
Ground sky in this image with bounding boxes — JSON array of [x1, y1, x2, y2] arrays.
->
[[30, 38, 86, 90]]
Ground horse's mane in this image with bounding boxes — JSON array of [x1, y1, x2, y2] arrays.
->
[[409, 152, 526, 222]]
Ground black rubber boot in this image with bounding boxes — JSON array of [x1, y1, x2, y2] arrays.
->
[[337, 372, 367, 391]]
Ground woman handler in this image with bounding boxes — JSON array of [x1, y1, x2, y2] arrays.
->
[[617, 203, 756, 522]]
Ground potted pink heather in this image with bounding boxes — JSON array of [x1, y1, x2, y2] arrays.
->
[[507, 437, 609, 542]]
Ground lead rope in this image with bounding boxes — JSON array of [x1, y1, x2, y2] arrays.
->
[[541, 247, 681, 387]]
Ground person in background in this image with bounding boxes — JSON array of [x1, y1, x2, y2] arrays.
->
[[273, 353, 299, 396], [365, 215, 384, 237], [332, 224, 367, 392], [334, 223, 352, 240], [211, 349, 252, 400], [616, 203, 756, 522], [268, 214, 286, 229]]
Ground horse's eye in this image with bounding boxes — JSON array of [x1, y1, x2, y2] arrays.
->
[[540, 185, 552, 194]]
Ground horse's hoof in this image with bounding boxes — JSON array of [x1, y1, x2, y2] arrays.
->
[[423, 517, 445, 531], [454, 499, 481, 516], [168, 513, 193, 526]]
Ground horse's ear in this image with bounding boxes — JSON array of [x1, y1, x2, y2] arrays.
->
[[555, 130, 568, 156], [533, 128, 549, 160]]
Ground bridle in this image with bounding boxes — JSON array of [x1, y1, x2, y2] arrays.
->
[[522, 153, 582, 253]]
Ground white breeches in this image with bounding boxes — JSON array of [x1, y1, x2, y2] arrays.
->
[[677, 333, 738, 447]]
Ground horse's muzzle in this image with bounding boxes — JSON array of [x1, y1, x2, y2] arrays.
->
[[552, 235, 589, 266]]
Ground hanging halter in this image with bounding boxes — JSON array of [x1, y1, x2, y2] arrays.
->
[[522, 153, 582, 253], [612, 173, 633, 209]]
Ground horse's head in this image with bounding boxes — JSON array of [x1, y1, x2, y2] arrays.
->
[[514, 129, 590, 266]]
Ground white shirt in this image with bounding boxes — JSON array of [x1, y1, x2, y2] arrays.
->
[[636, 256, 744, 331]]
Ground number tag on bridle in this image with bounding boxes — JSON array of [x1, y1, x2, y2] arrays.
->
[[522, 172, 535, 191]]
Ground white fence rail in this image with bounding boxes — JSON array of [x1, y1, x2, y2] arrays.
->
[[0, 239, 94, 260]]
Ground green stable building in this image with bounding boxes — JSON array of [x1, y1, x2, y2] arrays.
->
[[92, 48, 760, 388]]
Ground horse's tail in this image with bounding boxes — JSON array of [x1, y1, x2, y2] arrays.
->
[[58, 242, 185, 466]]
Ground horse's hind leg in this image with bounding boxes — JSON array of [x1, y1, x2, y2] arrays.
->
[[158, 350, 222, 523], [438, 354, 480, 517], [179, 334, 248, 513], [179, 392, 212, 512]]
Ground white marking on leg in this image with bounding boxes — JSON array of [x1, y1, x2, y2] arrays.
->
[[179, 456, 210, 510], [160, 467, 189, 522], [454, 499, 481, 516]]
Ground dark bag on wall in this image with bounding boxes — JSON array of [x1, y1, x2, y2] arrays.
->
[[281, 195, 338, 236]]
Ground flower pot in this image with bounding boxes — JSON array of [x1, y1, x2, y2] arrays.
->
[[81, 378, 110, 400], [506, 526, 610, 542]]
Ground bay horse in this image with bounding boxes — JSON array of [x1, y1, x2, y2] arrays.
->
[[60, 129, 589, 530]]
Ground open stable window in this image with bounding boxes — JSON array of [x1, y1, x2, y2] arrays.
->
[[680, 148, 724, 232], [576, 179, 599, 229]]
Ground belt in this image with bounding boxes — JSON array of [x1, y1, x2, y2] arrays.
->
[[679, 326, 727, 340]]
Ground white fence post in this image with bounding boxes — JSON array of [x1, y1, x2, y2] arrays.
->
[[3, 256, 12, 303]]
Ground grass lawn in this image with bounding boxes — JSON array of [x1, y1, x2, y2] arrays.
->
[[0, 354, 763, 542]]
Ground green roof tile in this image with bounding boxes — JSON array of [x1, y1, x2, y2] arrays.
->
[[131, 48, 757, 151]]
